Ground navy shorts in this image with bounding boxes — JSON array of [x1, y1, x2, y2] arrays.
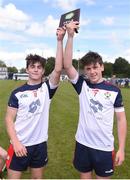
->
[[6, 142, 48, 171], [73, 142, 115, 177]]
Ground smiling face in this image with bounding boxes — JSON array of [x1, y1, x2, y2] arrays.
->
[[26, 62, 45, 84], [84, 62, 104, 84], [81, 51, 104, 83], [25, 54, 46, 85]]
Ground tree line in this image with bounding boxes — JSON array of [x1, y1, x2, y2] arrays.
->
[[0, 56, 130, 78]]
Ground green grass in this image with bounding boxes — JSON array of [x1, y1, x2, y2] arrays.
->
[[0, 80, 130, 179]]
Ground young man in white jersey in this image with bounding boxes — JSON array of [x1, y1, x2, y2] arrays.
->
[[64, 21, 127, 179], [5, 27, 65, 179]]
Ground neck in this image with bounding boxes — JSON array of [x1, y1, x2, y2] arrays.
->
[[90, 78, 104, 84], [27, 79, 42, 85], [97, 78, 104, 83]]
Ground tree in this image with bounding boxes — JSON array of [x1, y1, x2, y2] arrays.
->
[[113, 57, 129, 77], [0, 60, 6, 67], [20, 68, 26, 73], [72, 59, 78, 69], [103, 62, 113, 77], [45, 57, 55, 76], [8, 66, 18, 73], [126, 64, 130, 77]]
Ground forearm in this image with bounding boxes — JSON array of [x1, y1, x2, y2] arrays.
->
[[54, 40, 63, 73], [117, 116, 127, 151], [5, 118, 19, 145], [5, 107, 18, 144], [49, 40, 63, 85], [64, 35, 78, 79], [64, 36, 73, 70]]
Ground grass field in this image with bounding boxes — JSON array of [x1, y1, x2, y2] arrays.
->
[[0, 80, 130, 179]]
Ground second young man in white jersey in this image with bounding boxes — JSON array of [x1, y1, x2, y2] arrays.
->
[[63, 21, 127, 179]]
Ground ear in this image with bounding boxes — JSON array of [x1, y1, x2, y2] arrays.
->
[[101, 64, 104, 72], [26, 68, 29, 74], [42, 69, 45, 75]]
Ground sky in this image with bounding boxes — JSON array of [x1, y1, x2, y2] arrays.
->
[[0, 0, 130, 70]]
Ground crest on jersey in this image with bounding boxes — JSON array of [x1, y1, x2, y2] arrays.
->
[[33, 90, 37, 97], [104, 91, 111, 99], [92, 89, 99, 96]]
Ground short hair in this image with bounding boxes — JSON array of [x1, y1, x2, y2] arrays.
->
[[80, 51, 103, 67], [25, 54, 46, 68]]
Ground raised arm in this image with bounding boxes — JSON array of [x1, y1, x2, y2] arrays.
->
[[64, 21, 79, 80], [115, 111, 127, 166], [49, 27, 65, 85]]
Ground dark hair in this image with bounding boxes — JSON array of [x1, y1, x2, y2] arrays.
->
[[26, 54, 46, 68], [80, 51, 103, 67]]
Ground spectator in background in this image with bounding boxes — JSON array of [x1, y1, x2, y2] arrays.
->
[[125, 78, 129, 88], [110, 75, 117, 86]]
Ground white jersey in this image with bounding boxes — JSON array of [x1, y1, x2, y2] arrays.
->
[[8, 80, 57, 146], [71, 75, 124, 151]]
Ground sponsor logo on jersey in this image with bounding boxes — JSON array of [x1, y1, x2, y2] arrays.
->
[[45, 157, 48, 162], [90, 99, 103, 113], [20, 94, 28, 98], [29, 99, 41, 113]]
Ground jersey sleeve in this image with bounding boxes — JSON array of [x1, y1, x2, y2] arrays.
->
[[46, 80, 58, 99], [70, 75, 84, 95], [8, 91, 18, 108], [114, 88, 124, 112]]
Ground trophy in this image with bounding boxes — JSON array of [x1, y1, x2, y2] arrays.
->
[[59, 8, 80, 33]]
